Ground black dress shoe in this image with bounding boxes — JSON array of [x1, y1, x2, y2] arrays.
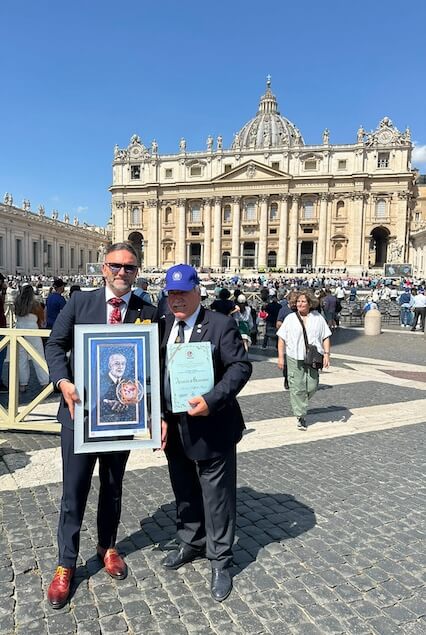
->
[[211, 567, 232, 602], [162, 545, 205, 570]]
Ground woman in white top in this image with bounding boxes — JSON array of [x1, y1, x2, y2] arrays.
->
[[14, 285, 50, 392], [277, 291, 331, 430]]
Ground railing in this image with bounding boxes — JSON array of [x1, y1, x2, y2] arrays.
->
[[0, 328, 60, 433]]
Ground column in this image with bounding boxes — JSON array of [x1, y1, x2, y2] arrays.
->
[[231, 196, 241, 270], [146, 199, 158, 267], [176, 199, 186, 263], [203, 198, 212, 267], [297, 240, 302, 268], [348, 194, 364, 266], [288, 195, 300, 267], [258, 195, 268, 268], [277, 194, 289, 267], [212, 197, 222, 269], [317, 193, 329, 267]]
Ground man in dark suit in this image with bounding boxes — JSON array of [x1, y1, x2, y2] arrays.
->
[[160, 264, 252, 601], [45, 242, 157, 609]]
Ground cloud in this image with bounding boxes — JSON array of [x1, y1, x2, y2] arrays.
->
[[412, 144, 426, 164], [76, 206, 88, 214]]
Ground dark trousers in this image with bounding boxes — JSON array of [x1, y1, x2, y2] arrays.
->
[[58, 426, 129, 568], [411, 308, 426, 330], [165, 428, 236, 569]]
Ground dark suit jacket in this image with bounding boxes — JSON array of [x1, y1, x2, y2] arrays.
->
[[160, 306, 252, 460], [46, 288, 157, 429]]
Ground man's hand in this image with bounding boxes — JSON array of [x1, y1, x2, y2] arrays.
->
[[160, 419, 168, 450], [60, 381, 81, 420], [187, 395, 210, 417], [103, 399, 128, 413], [323, 355, 330, 369], [277, 358, 284, 370]]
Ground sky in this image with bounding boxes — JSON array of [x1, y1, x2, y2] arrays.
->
[[1, 0, 425, 227]]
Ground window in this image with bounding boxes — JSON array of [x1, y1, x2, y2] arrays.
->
[[165, 206, 173, 224], [0, 236, 3, 266], [271, 162, 280, 170], [88, 250, 92, 263], [304, 160, 317, 171], [190, 203, 201, 223], [244, 201, 256, 221], [60, 246, 64, 269], [131, 165, 141, 179], [269, 202, 278, 221], [303, 200, 314, 220], [16, 239, 22, 267], [303, 228, 313, 234], [191, 230, 200, 236], [190, 165, 202, 176], [269, 228, 277, 235], [223, 205, 231, 223], [377, 152, 389, 168], [80, 249, 84, 268], [70, 248, 75, 269], [375, 198, 386, 218], [224, 164, 232, 173], [415, 211, 420, 222], [165, 168, 173, 178], [33, 242, 39, 268], [338, 160, 347, 170], [223, 229, 231, 236], [131, 207, 141, 225], [47, 244, 52, 268]]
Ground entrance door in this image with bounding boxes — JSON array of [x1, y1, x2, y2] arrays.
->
[[189, 243, 201, 268], [300, 241, 313, 268]]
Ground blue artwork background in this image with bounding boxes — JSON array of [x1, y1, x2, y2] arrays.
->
[[86, 334, 147, 434]]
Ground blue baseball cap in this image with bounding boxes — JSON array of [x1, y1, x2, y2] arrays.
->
[[164, 264, 200, 292]]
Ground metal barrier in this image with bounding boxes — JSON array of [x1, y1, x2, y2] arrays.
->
[[0, 328, 60, 433]]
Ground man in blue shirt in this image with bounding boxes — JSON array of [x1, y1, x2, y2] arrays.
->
[[45, 279, 66, 328]]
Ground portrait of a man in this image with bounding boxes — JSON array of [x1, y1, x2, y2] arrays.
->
[[99, 352, 137, 423]]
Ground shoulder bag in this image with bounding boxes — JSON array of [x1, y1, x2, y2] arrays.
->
[[296, 313, 324, 370]]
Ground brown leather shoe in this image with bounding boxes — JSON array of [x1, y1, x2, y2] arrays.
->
[[47, 566, 75, 609], [97, 546, 127, 579]]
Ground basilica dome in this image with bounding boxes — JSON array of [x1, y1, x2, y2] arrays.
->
[[231, 78, 304, 150]]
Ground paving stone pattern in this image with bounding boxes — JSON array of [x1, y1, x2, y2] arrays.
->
[[0, 423, 425, 634]]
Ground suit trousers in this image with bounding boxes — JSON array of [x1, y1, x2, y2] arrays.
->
[[165, 420, 237, 569], [58, 426, 129, 568]]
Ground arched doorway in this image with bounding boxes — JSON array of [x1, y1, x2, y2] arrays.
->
[[128, 231, 144, 268], [370, 227, 390, 267], [300, 241, 313, 269], [221, 251, 230, 268]]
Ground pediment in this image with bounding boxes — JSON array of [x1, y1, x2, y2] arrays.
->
[[213, 160, 291, 183]]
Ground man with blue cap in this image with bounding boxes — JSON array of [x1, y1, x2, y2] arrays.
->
[[160, 264, 252, 601]]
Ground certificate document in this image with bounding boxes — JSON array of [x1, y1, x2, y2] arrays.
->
[[167, 342, 214, 413]]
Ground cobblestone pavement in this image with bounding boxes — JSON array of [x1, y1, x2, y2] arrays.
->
[[0, 329, 425, 634]]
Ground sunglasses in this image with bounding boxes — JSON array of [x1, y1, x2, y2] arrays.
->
[[104, 262, 138, 274]]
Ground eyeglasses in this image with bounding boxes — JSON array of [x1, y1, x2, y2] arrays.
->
[[104, 262, 138, 274]]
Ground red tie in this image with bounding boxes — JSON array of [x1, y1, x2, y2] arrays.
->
[[108, 297, 124, 324]]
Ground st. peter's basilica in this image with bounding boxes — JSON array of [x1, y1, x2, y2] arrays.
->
[[110, 79, 417, 275]]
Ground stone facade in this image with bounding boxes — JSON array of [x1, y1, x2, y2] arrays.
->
[[110, 79, 416, 275], [409, 175, 426, 277], [0, 196, 109, 276]]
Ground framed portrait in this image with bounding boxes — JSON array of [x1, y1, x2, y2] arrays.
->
[[74, 324, 161, 453]]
